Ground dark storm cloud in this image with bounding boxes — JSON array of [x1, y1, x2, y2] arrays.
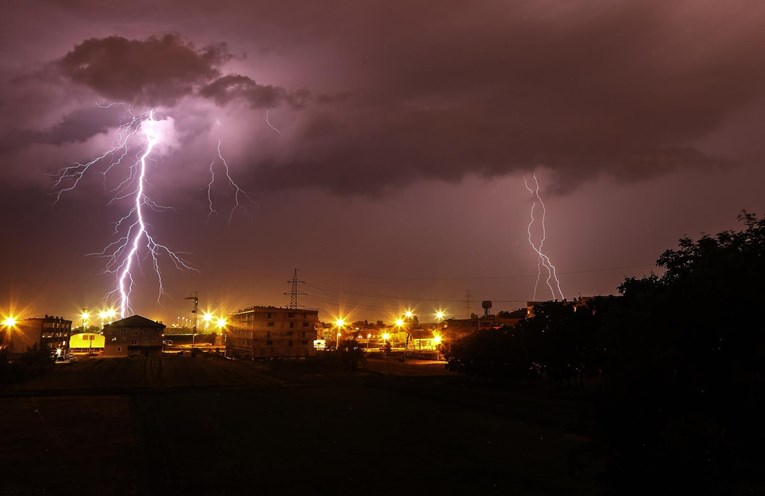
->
[[226, 0, 765, 196], [58, 34, 230, 106], [199, 74, 310, 109]]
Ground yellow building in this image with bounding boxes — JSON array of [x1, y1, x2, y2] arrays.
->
[[69, 333, 105, 354]]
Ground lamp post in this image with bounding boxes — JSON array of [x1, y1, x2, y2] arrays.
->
[[334, 318, 345, 350]]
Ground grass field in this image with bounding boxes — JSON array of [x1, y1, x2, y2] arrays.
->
[[0, 356, 604, 495]]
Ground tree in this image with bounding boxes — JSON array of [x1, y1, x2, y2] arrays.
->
[[599, 212, 765, 494]]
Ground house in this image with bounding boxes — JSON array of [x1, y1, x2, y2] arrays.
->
[[227, 306, 319, 359], [102, 315, 164, 357], [408, 329, 441, 351]]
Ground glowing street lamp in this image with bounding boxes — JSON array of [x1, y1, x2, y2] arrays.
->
[[215, 317, 227, 330], [1, 315, 18, 350], [334, 318, 346, 350], [434, 309, 446, 323], [98, 308, 117, 329], [404, 309, 414, 320], [202, 311, 214, 330], [81, 310, 90, 332]]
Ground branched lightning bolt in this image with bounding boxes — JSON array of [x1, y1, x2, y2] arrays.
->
[[54, 107, 195, 318], [524, 173, 564, 301], [206, 140, 257, 224]]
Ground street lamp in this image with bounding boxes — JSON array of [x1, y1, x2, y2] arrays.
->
[[202, 311, 214, 331], [434, 309, 445, 322], [334, 318, 345, 350], [80, 310, 90, 332], [2, 315, 17, 350]]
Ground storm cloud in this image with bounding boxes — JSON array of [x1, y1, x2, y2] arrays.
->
[[58, 34, 230, 106], [5, 0, 765, 196]]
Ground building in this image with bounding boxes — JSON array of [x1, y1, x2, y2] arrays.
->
[[408, 329, 442, 351], [1, 315, 72, 357], [69, 332, 106, 355], [102, 315, 164, 357], [227, 306, 319, 359]]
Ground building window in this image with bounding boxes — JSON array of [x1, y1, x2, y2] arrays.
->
[[131, 340, 137, 345], [288, 312, 295, 318], [267, 312, 272, 319], [288, 340, 293, 346], [302, 321, 309, 327], [266, 340, 273, 345], [289, 322, 294, 328], [267, 322, 274, 327]]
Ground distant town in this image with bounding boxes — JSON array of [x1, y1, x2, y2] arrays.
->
[[1, 297, 595, 363]]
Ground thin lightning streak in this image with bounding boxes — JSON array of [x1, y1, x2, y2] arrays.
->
[[524, 173, 564, 301], [265, 109, 281, 135], [214, 140, 257, 224], [206, 159, 217, 223]]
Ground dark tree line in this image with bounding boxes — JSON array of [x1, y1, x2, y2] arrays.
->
[[444, 213, 765, 494]]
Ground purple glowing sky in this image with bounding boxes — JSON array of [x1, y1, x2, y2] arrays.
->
[[1, 0, 764, 324]]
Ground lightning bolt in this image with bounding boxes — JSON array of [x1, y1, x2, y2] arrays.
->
[[524, 173, 564, 301], [54, 104, 260, 317], [265, 109, 282, 135], [54, 107, 195, 318], [206, 140, 257, 224]]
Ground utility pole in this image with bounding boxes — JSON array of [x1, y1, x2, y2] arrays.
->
[[185, 292, 198, 353], [465, 290, 472, 319], [284, 269, 307, 309]]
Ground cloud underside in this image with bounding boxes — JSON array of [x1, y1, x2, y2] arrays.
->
[[11, 1, 765, 195]]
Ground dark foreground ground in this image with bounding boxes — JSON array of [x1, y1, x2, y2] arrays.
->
[[0, 356, 603, 496]]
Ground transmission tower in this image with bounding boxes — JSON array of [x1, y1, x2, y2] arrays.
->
[[284, 269, 307, 309]]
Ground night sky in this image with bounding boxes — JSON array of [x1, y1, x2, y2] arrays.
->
[[1, 1, 764, 324]]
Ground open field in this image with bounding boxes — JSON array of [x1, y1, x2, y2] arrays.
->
[[0, 356, 603, 495]]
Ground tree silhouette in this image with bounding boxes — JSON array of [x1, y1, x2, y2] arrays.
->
[[600, 212, 765, 494]]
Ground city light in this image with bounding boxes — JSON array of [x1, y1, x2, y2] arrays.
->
[[404, 309, 414, 319], [215, 317, 227, 329], [382, 332, 391, 341], [2, 316, 17, 328], [395, 318, 405, 328], [81, 310, 90, 331], [434, 309, 445, 321]]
